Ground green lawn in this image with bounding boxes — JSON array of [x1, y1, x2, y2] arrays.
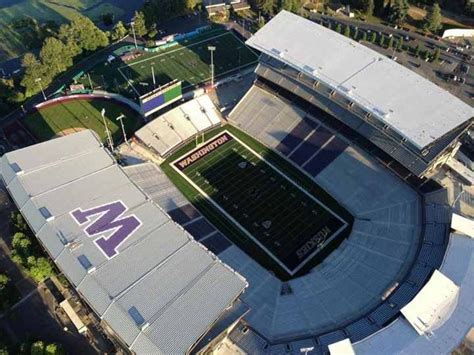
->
[[24, 98, 142, 143], [162, 125, 353, 280], [82, 29, 259, 97], [0, 0, 135, 61]]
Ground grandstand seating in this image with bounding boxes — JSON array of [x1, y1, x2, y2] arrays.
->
[[135, 95, 221, 157], [124, 163, 233, 255], [225, 84, 451, 349], [130, 85, 452, 350]]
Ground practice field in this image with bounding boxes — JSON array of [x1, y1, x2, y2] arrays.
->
[[83, 29, 258, 97], [171, 130, 349, 275], [24, 98, 141, 143]]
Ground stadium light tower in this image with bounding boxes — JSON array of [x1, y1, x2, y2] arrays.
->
[[116, 114, 129, 146], [35, 78, 47, 101], [101, 108, 114, 151], [208, 46, 216, 87], [130, 21, 138, 49]]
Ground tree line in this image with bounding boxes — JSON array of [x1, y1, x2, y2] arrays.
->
[[9, 212, 55, 283], [20, 15, 110, 97]]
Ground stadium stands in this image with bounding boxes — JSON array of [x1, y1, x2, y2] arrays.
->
[[0, 131, 246, 354], [245, 11, 473, 178], [224, 79, 452, 350], [124, 163, 233, 256], [135, 95, 221, 157]]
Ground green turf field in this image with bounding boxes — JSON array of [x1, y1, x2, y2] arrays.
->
[[162, 125, 353, 278], [0, 0, 135, 61], [24, 98, 141, 143], [81, 29, 259, 98]]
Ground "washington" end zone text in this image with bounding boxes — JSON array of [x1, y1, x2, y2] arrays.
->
[[175, 133, 233, 170]]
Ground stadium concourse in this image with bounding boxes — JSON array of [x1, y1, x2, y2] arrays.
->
[[0, 130, 247, 354]]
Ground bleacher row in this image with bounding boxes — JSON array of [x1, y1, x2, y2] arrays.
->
[[135, 95, 221, 157], [168, 204, 233, 255], [123, 163, 233, 256], [230, 86, 348, 178], [254, 56, 469, 178], [228, 194, 450, 353], [226, 87, 452, 352]]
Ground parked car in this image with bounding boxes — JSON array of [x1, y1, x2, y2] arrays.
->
[[461, 64, 470, 74]]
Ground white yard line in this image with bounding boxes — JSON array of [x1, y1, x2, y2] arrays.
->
[[170, 130, 349, 275], [121, 32, 230, 69]]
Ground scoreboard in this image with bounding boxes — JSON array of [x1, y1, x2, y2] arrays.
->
[[140, 80, 182, 117]]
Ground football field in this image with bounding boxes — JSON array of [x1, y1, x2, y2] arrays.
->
[[171, 130, 348, 275], [84, 29, 258, 98]]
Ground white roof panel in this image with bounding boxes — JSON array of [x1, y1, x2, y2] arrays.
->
[[0, 130, 247, 354], [246, 11, 474, 148]]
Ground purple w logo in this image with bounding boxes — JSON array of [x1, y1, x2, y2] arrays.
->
[[70, 201, 142, 259]]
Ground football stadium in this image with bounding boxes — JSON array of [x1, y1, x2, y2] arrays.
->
[[1, 10, 474, 355]]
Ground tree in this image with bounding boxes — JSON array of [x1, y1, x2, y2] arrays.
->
[[424, 3, 442, 32], [432, 47, 441, 61], [281, 0, 294, 11], [389, 0, 409, 25], [343, 25, 351, 37], [383, 0, 392, 18], [369, 31, 377, 42], [0, 273, 9, 292], [387, 36, 394, 48], [132, 11, 147, 37], [28, 257, 54, 282], [0, 342, 7, 355], [374, 0, 385, 16], [111, 21, 128, 41], [361, 31, 368, 42], [11, 232, 33, 265], [68, 15, 109, 51], [11, 212, 28, 233], [20, 53, 47, 95], [31, 341, 45, 355], [45, 343, 65, 355], [414, 44, 420, 57], [353, 27, 359, 40], [254, 0, 275, 15], [378, 33, 385, 46], [396, 37, 403, 51], [40, 37, 72, 78], [102, 12, 115, 26], [335, 23, 342, 33], [423, 49, 430, 61], [58, 23, 82, 57], [185, 0, 196, 10], [362, 0, 375, 16], [0, 273, 11, 310]]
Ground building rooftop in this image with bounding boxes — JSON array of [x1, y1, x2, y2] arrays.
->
[[246, 11, 474, 149], [0, 130, 247, 354]]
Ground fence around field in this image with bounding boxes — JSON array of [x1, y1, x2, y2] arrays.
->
[[32, 91, 144, 119]]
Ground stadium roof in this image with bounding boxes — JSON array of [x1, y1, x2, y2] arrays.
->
[[0, 130, 247, 354], [246, 11, 474, 149]]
